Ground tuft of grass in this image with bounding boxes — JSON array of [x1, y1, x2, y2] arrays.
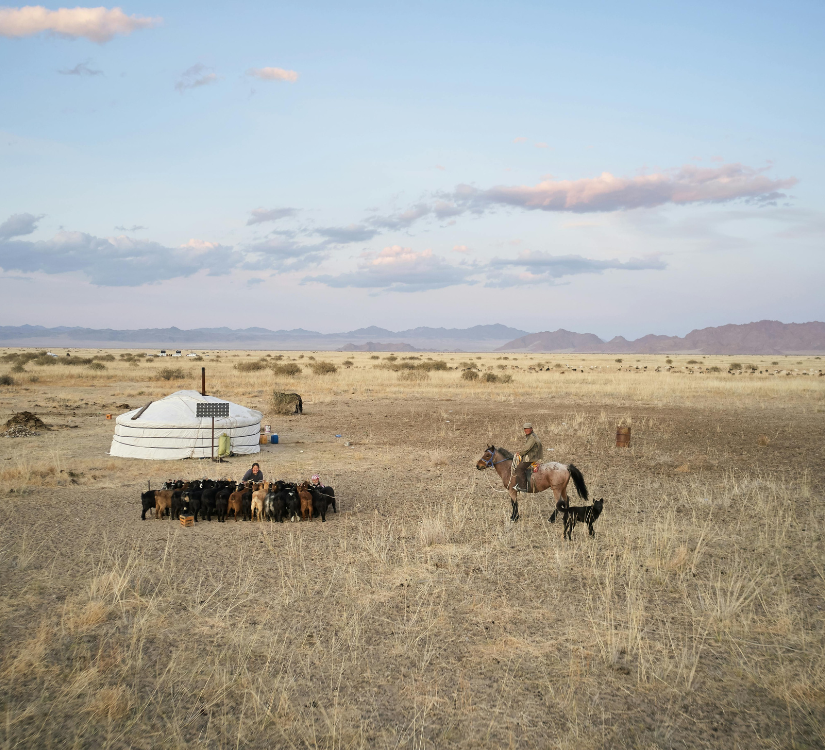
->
[[87, 362, 106, 371], [399, 369, 429, 382], [0, 374, 15, 386]]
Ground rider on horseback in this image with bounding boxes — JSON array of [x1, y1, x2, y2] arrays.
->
[[513, 422, 543, 492]]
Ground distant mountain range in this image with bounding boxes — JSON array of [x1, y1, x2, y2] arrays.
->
[[0, 320, 821, 354], [0, 323, 526, 352], [498, 320, 825, 355]]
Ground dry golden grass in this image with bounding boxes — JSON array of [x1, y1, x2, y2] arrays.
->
[[0, 347, 823, 747]]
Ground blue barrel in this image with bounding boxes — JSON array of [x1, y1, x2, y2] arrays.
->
[[270, 434, 279, 444]]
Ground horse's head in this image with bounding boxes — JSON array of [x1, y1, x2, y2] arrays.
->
[[476, 445, 496, 470]]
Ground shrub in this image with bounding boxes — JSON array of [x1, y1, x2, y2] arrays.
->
[[482, 372, 499, 383], [424, 360, 448, 372], [384, 355, 398, 362], [0, 374, 14, 386], [461, 370, 479, 381], [500, 373, 513, 383], [272, 391, 303, 414], [310, 361, 338, 375], [11, 363, 25, 373], [343, 360, 354, 367], [88, 362, 106, 371], [707, 366, 722, 373], [771, 361, 779, 365], [93, 354, 116, 362], [687, 359, 699, 364], [234, 360, 267, 372], [307, 355, 316, 361], [271, 363, 301, 376], [191, 355, 203, 361], [615, 358, 623, 363], [399, 369, 429, 382], [158, 367, 185, 380], [665, 358, 673, 365], [370, 355, 379, 360], [730, 363, 742, 371], [28, 375, 39, 383], [32, 355, 58, 366]]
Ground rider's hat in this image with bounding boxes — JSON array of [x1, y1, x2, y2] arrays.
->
[[523, 422, 533, 429]]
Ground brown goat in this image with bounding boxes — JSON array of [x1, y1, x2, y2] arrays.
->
[[297, 482, 314, 521], [227, 486, 244, 521], [154, 490, 174, 519]]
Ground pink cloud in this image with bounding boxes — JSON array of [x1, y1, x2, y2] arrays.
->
[[513, 137, 527, 143], [535, 142, 549, 149], [246, 67, 299, 82], [0, 5, 160, 42], [435, 164, 445, 170], [452, 244, 469, 253], [453, 163, 797, 213]]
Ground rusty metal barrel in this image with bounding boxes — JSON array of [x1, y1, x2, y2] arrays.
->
[[616, 426, 631, 448]]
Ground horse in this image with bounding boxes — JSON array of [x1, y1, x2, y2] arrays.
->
[[476, 445, 588, 523]]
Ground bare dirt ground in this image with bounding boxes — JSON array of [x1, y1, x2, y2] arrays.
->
[[1, 350, 824, 748]]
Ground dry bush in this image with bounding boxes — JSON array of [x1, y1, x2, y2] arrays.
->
[[399, 369, 429, 382], [310, 360, 338, 375], [87, 362, 106, 371], [730, 362, 743, 370], [271, 362, 301, 376], [0, 374, 14, 386], [234, 360, 267, 372], [462, 369, 479, 381], [157, 367, 185, 380]]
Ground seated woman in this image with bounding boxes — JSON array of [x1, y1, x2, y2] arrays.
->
[[242, 462, 264, 483]]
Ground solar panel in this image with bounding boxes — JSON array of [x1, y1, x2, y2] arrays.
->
[[196, 402, 229, 418]]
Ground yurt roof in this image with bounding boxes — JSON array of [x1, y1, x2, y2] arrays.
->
[[116, 390, 262, 429]]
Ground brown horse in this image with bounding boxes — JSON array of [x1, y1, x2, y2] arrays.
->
[[476, 445, 588, 522]]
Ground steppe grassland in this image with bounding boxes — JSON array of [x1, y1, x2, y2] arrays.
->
[[0, 347, 824, 748]]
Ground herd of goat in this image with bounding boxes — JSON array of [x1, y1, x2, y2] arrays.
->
[[141, 479, 336, 523]]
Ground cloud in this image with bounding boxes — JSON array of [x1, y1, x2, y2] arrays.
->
[[447, 163, 797, 215], [307, 245, 476, 292], [246, 67, 298, 82], [486, 251, 666, 286], [0, 230, 233, 285], [58, 60, 102, 76], [369, 203, 432, 230], [452, 244, 469, 253], [241, 237, 329, 271], [114, 224, 144, 232], [246, 277, 265, 286], [0, 6, 160, 42], [246, 207, 299, 225], [0, 215, 331, 285], [435, 164, 445, 171], [534, 142, 549, 148], [314, 224, 380, 243], [513, 137, 527, 143], [175, 64, 217, 93], [0, 212, 44, 240]]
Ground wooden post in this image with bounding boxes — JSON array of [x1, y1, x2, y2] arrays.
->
[[211, 416, 215, 461], [202, 367, 206, 396]]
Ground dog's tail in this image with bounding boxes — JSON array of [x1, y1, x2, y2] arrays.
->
[[568, 464, 589, 502]]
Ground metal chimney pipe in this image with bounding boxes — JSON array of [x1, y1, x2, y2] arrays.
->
[[202, 367, 206, 396]]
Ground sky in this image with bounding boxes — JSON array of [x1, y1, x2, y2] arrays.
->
[[0, 0, 823, 339]]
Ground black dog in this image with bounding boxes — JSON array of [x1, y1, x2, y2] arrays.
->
[[563, 498, 604, 540]]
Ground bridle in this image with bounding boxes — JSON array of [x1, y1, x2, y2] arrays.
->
[[480, 446, 510, 469]]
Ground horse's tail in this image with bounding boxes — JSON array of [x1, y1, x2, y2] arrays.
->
[[568, 464, 589, 502]]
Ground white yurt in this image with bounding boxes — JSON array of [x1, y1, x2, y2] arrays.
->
[[109, 390, 262, 460]]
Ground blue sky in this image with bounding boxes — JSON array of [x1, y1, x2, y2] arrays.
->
[[0, 1, 822, 338]]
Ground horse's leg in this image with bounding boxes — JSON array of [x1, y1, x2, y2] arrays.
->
[[508, 487, 520, 522], [549, 486, 562, 523]]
